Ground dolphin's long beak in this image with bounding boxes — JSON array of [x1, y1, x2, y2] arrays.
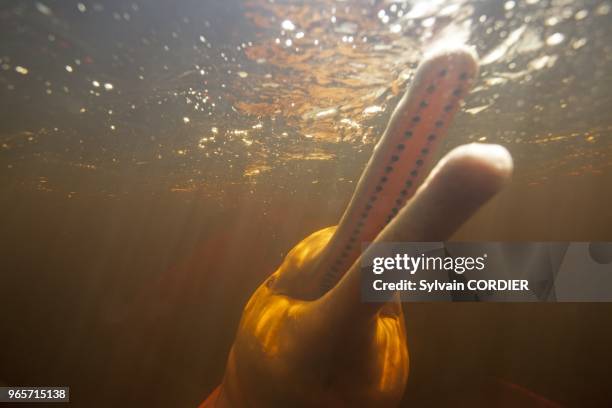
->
[[306, 46, 481, 298], [319, 142, 513, 326]]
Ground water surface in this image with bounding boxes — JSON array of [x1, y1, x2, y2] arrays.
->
[[1, 0, 611, 406]]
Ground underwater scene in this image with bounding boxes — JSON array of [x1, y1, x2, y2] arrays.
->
[[1, 0, 611, 406]]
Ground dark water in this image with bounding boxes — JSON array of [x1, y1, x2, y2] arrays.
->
[[1, 0, 612, 406]]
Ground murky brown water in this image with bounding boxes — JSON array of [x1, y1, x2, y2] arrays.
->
[[1, 0, 611, 406]]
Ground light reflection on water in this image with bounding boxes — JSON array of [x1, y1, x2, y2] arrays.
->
[[1, 0, 611, 198], [1, 1, 612, 407]]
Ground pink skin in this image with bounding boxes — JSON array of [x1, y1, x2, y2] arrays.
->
[[278, 46, 481, 300], [202, 46, 517, 407]]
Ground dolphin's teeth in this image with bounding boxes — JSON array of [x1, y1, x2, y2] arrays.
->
[[304, 46, 480, 297]]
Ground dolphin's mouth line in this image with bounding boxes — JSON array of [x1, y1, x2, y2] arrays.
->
[[310, 47, 480, 297]]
